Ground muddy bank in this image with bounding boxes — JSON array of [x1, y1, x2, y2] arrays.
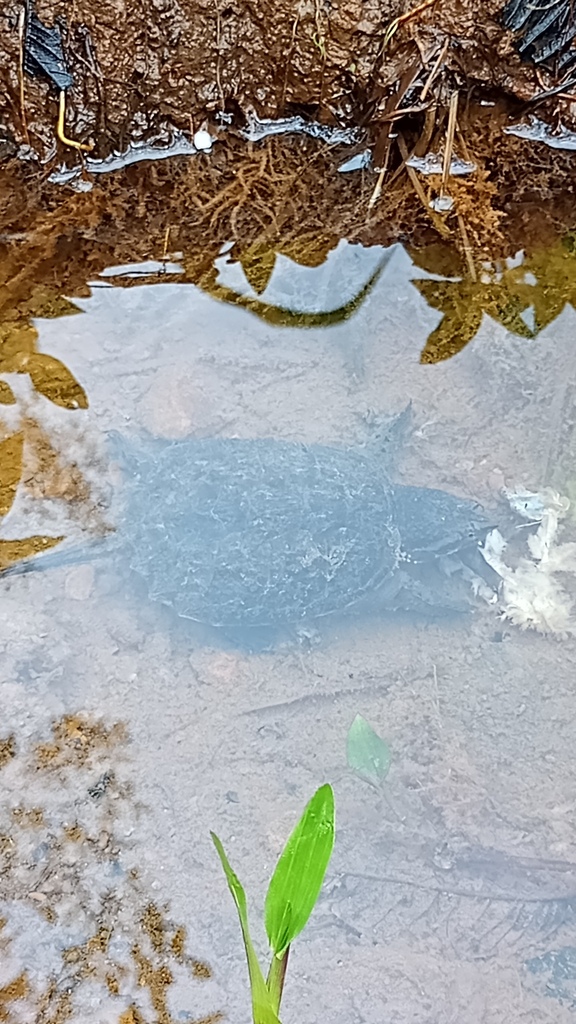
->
[[0, 0, 561, 162]]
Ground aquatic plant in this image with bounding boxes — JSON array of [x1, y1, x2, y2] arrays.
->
[[211, 783, 335, 1024]]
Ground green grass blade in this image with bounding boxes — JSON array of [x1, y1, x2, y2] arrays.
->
[[211, 832, 282, 1024], [346, 714, 391, 785], [264, 784, 335, 958]]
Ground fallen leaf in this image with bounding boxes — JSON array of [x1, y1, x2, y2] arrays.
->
[[347, 714, 391, 785]]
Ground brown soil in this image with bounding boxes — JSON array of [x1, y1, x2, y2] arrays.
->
[[0, 0, 566, 162]]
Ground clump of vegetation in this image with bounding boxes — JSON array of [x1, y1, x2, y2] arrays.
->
[[211, 783, 335, 1024]]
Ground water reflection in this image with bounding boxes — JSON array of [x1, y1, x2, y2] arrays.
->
[[0, 415, 108, 571], [210, 239, 393, 328], [3, 238, 576, 614], [18, 233, 575, 365], [0, 430, 64, 570], [3, 226, 576, 380], [0, 319, 87, 409], [413, 234, 576, 362]]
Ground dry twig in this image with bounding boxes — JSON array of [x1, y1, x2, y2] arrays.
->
[[397, 133, 451, 238], [420, 38, 449, 101], [17, 9, 30, 145], [383, 0, 440, 46], [457, 213, 477, 281], [441, 91, 459, 194]]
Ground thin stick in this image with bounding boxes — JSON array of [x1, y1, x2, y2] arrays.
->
[[162, 225, 171, 260], [368, 151, 389, 210], [415, 102, 438, 156], [281, 15, 299, 110], [368, 166, 385, 209], [57, 90, 94, 151], [441, 91, 458, 193], [457, 214, 477, 281], [397, 133, 432, 209], [397, 133, 451, 238], [18, 9, 30, 145], [396, 0, 439, 27], [368, 58, 423, 209], [213, 0, 225, 111], [455, 119, 473, 164], [380, 103, 430, 122], [420, 38, 449, 101], [382, 0, 439, 47], [382, 145, 417, 189]]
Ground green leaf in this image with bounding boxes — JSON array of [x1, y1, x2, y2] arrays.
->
[[264, 784, 335, 959], [211, 832, 281, 1024], [346, 714, 391, 785]]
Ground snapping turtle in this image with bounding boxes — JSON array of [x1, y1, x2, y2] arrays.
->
[[2, 428, 498, 636], [109, 431, 496, 630]]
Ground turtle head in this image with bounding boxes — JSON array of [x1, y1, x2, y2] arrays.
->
[[394, 484, 495, 562]]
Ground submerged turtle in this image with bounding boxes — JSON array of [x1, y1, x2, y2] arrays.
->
[[110, 430, 497, 629], [2, 428, 499, 637]]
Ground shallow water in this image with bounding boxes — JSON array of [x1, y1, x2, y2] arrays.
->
[[2, 232, 576, 1023]]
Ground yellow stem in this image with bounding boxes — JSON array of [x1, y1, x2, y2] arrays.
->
[[57, 91, 93, 152]]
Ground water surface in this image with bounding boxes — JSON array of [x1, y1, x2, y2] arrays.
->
[[2, 234, 576, 1023]]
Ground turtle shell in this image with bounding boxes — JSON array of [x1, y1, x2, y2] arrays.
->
[[119, 436, 401, 627]]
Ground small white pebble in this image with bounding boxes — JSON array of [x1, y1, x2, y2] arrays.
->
[[193, 129, 213, 152]]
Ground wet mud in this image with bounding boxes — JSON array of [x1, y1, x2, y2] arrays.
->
[[0, 0, 551, 162]]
